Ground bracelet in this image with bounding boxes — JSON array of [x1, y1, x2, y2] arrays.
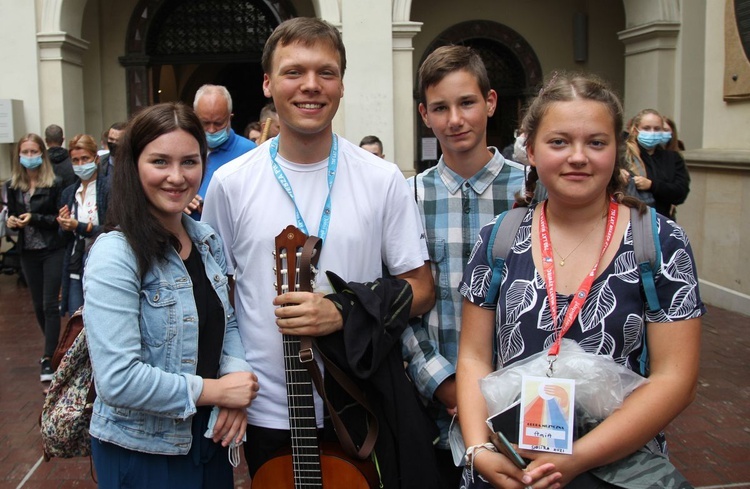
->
[[465, 442, 497, 482]]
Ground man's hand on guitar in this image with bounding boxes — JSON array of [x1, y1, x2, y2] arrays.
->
[[273, 291, 343, 336], [210, 407, 248, 447]]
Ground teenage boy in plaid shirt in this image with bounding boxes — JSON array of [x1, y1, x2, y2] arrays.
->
[[402, 45, 525, 488]]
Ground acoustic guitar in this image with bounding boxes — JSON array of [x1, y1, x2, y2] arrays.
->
[[251, 225, 377, 489]]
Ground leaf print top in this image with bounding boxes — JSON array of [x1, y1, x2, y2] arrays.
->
[[459, 206, 706, 372]]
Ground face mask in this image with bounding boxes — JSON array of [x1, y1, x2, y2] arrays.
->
[[660, 132, 672, 146], [637, 131, 661, 149], [108, 143, 119, 161], [73, 161, 98, 181], [206, 127, 229, 149], [20, 155, 43, 169]]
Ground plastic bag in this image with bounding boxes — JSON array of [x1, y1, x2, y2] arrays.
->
[[480, 339, 648, 436]]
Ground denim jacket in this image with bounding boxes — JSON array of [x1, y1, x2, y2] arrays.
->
[[83, 217, 251, 455]]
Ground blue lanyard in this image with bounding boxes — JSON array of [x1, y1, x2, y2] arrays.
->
[[269, 135, 338, 243]]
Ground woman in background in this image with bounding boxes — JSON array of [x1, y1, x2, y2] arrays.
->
[[624, 109, 690, 219], [4, 133, 64, 382], [57, 134, 110, 315], [662, 117, 685, 153]]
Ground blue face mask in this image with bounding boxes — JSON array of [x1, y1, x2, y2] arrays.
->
[[637, 131, 661, 149], [19, 155, 43, 169], [73, 161, 98, 181], [205, 127, 229, 149], [659, 131, 672, 146]]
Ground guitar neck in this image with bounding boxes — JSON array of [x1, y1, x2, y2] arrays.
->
[[275, 225, 325, 487], [282, 333, 322, 484]]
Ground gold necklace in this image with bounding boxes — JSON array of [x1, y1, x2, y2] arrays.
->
[[551, 215, 605, 267]]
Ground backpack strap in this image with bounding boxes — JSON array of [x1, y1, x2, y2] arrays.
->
[[484, 207, 527, 306], [629, 206, 661, 377], [630, 206, 661, 313]]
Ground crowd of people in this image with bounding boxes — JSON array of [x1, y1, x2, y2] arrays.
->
[[1, 15, 705, 489]]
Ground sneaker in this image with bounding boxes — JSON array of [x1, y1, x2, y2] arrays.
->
[[40, 357, 53, 382]]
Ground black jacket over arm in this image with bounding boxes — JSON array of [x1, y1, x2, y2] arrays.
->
[[318, 271, 440, 489]]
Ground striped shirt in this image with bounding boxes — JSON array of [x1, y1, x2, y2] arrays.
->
[[402, 147, 525, 448]]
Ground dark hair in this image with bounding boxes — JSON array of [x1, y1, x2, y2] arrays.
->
[[359, 135, 383, 151], [44, 124, 64, 145], [417, 45, 491, 105], [518, 72, 644, 212], [109, 121, 127, 133], [261, 17, 346, 77], [663, 116, 684, 152], [244, 121, 261, 139], [107, 102, 207, 276]]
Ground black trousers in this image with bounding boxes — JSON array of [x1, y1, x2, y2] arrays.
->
[[243, 424, 293, 477], [20, 247, 64, 358]]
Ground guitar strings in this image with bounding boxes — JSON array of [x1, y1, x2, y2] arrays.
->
[[280, 244, 322, 483]]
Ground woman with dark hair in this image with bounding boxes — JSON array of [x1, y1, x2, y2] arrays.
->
[[4, 133, 64, 382], [457, 74, 703, 488], [57, 134, 110, 315], [662, 117, 685, 153], [624, 109, 690, 220], [83, 102, 259, 488]]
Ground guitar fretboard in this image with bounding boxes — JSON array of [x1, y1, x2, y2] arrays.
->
[[283, 334, 322, 487], [276, 231, 323, 488]]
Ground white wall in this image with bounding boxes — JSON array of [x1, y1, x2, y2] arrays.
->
[[340, 1, 395, 162], [0, 1, 42, 179]]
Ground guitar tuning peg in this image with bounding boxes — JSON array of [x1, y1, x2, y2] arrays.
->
[[273, 266, 277, 272], [272, 251, 276, 257], [273, 282, 277, 288]]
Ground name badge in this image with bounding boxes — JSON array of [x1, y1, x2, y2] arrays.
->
[[518, 375, 575, 455]]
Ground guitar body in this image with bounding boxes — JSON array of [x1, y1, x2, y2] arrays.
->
[[251, 442, 378, 488]]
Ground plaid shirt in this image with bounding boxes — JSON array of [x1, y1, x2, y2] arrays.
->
[[402, 148, 525, 447]]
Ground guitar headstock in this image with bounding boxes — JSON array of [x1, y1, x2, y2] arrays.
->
[[274, 225, 321, 296]]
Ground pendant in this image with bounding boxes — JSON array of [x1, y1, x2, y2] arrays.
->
[[559, 260, 565, 267]]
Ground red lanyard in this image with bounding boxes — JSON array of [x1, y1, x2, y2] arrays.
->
[[539, 200, 619, 358]]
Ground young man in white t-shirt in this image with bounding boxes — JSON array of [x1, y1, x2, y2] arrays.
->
[[202, 17, 434, 480]]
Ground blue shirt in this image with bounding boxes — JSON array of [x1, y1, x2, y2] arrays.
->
[[402, 147, 525, 448], [194, 129, 256, 219]]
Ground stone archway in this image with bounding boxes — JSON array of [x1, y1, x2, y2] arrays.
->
[[415, 20, 542, 169], [119, 0, 295, 130]]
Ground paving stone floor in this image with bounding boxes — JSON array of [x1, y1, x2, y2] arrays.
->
[[1, 271, 748, 488]]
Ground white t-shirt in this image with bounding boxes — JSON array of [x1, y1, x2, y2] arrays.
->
[[202, 135, 428, 429]]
